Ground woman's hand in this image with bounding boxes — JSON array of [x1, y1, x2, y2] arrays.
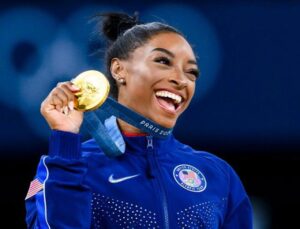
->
[[40, 82, 83, 134]]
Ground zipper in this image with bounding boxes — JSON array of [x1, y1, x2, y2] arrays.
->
[[146, 136, 169, 229], [146, 135, 154, 149], [145, 136, 154, 179]]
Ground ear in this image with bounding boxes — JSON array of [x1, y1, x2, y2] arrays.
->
[[110, 58, 127, 83]]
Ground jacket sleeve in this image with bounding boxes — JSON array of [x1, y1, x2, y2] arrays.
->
[[222, 166, 253, 229], [25, 130, 91, 229]]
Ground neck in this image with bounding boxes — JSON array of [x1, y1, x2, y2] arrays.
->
[[117, 119, 145, 135]]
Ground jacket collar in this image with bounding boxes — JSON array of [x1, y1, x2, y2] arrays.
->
[[104, 116, 175, 155]]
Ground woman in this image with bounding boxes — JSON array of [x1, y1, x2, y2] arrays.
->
[[25, 12, 253, 228]]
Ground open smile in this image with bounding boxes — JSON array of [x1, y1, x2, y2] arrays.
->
[[154, 89, 185, 114]]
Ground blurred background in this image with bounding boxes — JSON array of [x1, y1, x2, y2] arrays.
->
[[1, 0, 299, 228]]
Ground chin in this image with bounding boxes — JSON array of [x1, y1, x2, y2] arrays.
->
[[154, 116, 177, 129]]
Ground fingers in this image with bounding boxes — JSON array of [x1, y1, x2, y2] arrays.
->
[[52, 88, 70, 112], [42, 81, 81, 114], [58, 81, 80, 93]]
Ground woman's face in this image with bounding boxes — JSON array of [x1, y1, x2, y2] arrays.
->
[[116, 32, 199, 128]]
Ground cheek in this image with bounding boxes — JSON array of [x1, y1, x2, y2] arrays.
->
[[127, 67, 154, 94], [188, 82, 196, 99], [125, 75, 153, 102], [181, 83, 196, 111]]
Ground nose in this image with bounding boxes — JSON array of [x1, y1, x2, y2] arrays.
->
[[168, 69, 188, 89]]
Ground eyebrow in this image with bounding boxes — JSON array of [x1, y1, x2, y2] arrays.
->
[[151, 47, 198, 66]]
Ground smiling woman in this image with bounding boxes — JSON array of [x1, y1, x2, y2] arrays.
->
[[25, 12, 253, 228], [114, 32, 198, 130]]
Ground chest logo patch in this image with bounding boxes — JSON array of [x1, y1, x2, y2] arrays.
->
[[173, 164, 207, 192]]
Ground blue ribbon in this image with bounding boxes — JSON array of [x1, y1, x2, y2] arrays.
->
[[83, 97, 172, 157]]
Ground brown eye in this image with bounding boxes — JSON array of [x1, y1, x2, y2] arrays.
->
[[154, 56, 171, 65], [188, 69, 200, 79]]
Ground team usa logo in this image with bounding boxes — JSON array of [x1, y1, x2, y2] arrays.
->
[[173, 164, 207, 192]]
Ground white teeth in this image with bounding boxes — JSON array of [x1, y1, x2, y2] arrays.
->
[[155, 90, 182, 104]]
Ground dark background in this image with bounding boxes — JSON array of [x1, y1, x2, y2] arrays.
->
[[1, 0, 299, 228]]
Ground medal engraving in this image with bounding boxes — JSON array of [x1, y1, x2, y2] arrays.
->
[[72, 70, 110, 111]]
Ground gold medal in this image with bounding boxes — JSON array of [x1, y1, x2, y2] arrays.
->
[[72, 70, 110, 111]]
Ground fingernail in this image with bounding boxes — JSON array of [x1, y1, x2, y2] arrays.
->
[[68, 101, 74, 111], [71, 84, 80, 91], [63, 106, 69, 115]]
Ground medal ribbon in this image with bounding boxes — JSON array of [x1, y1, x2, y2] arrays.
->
[[83, 97, 172, 157]]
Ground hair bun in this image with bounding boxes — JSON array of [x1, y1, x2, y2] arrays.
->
[[100, 12, 139, 41]]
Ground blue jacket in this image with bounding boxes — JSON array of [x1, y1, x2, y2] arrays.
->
[[25, 118, 253, 228]]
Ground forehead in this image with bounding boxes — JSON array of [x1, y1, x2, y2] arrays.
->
[[135, 32, 196, 59]]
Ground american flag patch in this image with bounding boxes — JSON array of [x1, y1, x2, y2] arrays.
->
[[25, 178, 43, 200]]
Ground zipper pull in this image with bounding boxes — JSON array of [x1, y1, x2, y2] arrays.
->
[[146, 135, 155, 179], [146, 135, 153, 149]]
